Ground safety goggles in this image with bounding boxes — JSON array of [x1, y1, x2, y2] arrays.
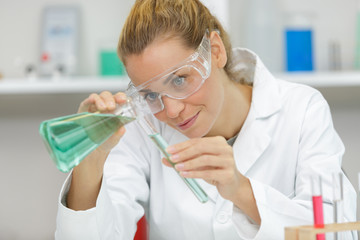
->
[[128, 31, 211, 114]]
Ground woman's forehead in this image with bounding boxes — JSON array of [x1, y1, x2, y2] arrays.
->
[[125, 37, 194, 86]]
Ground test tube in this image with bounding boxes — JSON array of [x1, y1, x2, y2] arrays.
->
[[358, 172, 360, 221], [311, 175, 325, 240], [332, 172, 344, 240], [137, 115, 208, 203], [358, 172, 360, 194], [358, 172, 360, 238]]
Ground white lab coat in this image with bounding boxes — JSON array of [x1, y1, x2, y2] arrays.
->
[[55, 49, 357, 240]]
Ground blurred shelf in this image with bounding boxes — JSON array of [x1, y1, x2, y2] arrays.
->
[[1, 72, 360, 95], [0, 76, 130, 95], [275, 71, 360, 87]]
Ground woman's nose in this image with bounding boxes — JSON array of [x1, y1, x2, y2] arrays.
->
[[161, 96, 184, 118]]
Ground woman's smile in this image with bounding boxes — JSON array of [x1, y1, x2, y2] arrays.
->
[[176, 111, 200, 131]]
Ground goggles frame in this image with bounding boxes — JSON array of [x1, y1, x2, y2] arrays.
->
[[127, 30, 212, 114]]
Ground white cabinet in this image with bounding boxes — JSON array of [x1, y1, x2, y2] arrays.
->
[[0, 76, 129, 94]]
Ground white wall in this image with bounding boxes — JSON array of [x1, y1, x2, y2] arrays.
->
[[0, 94, 87, 240], [230, 0, 358, 72], [0, 0, 360, 239], [1, 0, 358, 77], [319, 87, 360, 222], [0, 1, 134, 239], [0, 0, 134, 78]]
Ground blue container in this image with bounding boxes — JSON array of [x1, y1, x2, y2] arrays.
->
[[285, 29, 314, 71]]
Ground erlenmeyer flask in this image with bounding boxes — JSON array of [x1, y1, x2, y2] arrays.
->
[[39, 99, 137, 172], [40, 91, 209, 204]]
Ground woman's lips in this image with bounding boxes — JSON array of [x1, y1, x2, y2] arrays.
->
[[176, 112, 200, 131]]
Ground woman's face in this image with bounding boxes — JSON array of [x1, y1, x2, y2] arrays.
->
[[125, 35, 225, 138]]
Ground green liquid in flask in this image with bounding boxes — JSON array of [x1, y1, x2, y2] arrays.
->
[[39, 112, 135, 172]]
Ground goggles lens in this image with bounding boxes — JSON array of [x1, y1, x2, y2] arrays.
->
[[132, 31, 211, 114]]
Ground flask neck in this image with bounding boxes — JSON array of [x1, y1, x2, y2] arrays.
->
[[112, 98, 138, 119]]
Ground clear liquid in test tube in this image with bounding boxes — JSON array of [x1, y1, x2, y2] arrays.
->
[[332, 172, 344, 240], [358, 173, 360, 237]]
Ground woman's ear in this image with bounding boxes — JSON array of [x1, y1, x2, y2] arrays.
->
[[210, 31, 227, 68]]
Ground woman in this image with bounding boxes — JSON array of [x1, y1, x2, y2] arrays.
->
[[56, 0, 357, 239]]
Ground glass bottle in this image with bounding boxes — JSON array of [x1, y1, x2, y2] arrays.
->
[[284, 12, 314, 72]]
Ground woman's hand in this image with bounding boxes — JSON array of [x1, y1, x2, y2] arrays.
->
[[67, 91, 128, 211], [77, 91, 128, 153], [162, 136, 261, 224], [163, 136, 242, 200]]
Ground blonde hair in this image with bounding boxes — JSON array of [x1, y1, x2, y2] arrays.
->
[[118, 0, 236, 81]]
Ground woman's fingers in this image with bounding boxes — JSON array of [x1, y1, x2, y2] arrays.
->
[[161, 157, 173, 167], [168, 136, 229, 154], [168, 137, 232, 164], [162, 137, 244, 203], [93, 93, 108, 111], [162, 137, 234, 174], [78, 91, 128, 114], [179, 168, 226, 180], [114, 92, 128, 104], [99, 91, 116, 111], [78, 93, 106, 113], [76, 91, 130, 153], [160, 137, 237, 189], [174, 154, 225, 171], [78, 94, 96, 112]]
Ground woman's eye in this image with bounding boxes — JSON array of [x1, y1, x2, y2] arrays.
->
[[172, 76, 186, 87], [144, 92, 159, 102]]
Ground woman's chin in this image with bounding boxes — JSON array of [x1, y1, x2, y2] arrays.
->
[[182, 125, 211, 139]]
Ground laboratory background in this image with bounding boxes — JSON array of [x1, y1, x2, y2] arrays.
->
[[1, 0, 360, 239]]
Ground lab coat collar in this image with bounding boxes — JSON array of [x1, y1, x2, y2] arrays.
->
[[231, 48, 282, 119], [232, 117, 272, 175]]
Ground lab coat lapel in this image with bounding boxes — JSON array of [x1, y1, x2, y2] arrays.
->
[[232, 49, 282, 175], [232, 119, 271, 175]]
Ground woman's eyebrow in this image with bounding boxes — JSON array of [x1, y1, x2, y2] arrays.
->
[[139, 89, 152, 93], [163, 70, 179, 85]]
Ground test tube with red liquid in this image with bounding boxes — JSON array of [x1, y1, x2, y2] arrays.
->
[[311, 175, 325, 240]]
